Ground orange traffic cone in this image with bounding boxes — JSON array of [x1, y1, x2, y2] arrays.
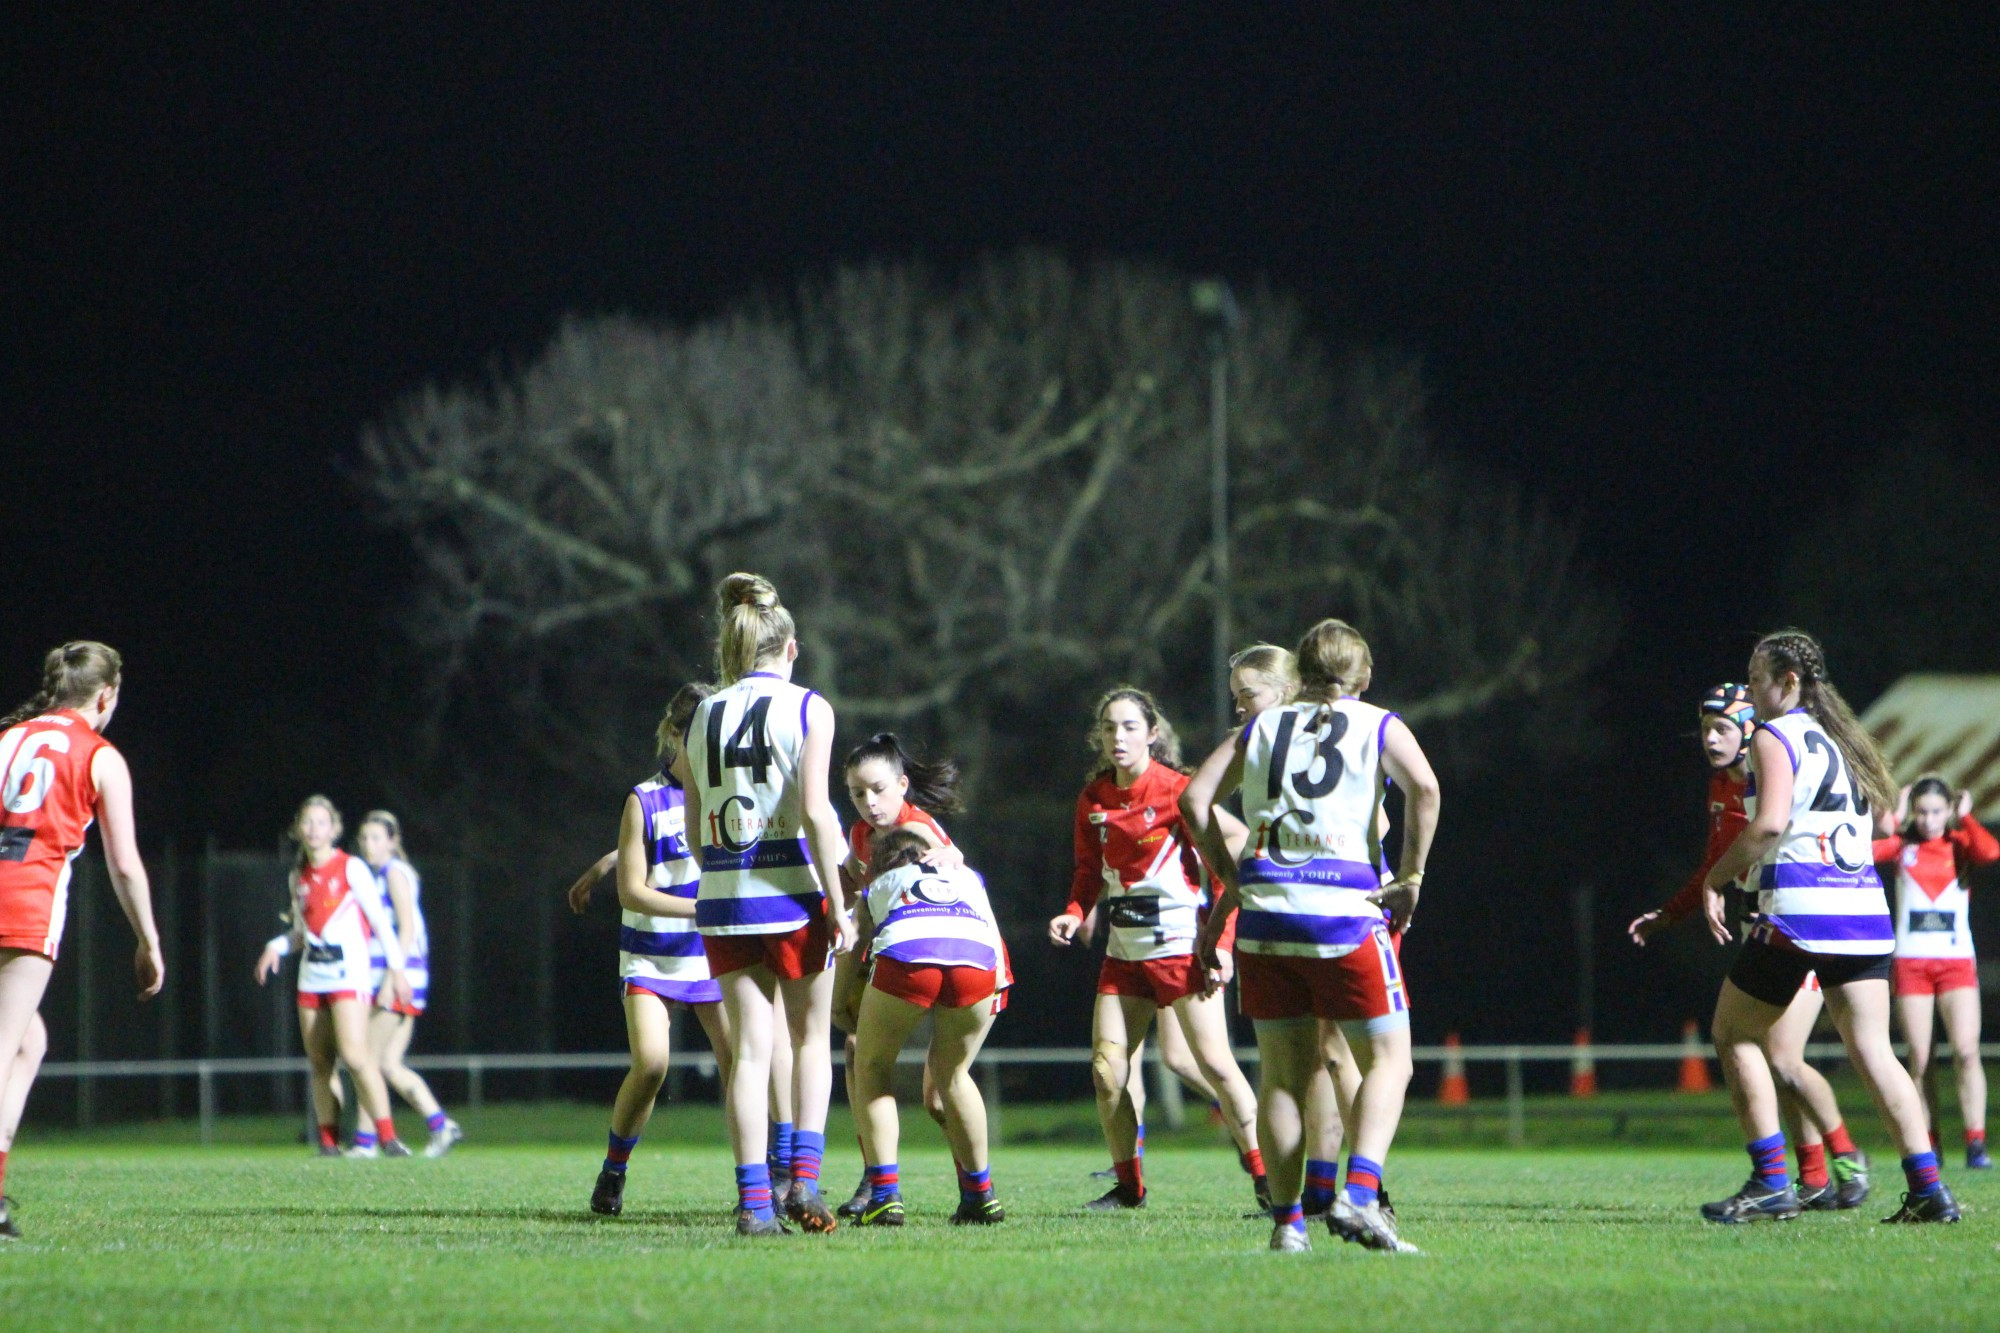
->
[[1569, 1027, 1598, 1098], [1438, 1031, 1470, 1105], [1677, 1019, 1713, 1094]]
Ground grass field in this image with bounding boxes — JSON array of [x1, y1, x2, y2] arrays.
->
[[3, 1100, 1999, 1330]]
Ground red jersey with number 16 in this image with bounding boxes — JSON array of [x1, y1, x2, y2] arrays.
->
[[0, 710, 113, 960]]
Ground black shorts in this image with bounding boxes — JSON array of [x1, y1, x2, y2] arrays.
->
[[1728, 935, 1891, 1007]]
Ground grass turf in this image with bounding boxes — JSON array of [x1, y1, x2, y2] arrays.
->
[[3, 1103, 1999, 1330]]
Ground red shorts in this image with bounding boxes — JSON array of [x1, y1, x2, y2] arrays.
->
[[1096, 953, 1204, 1007], [870, 956, 1003, 1010], [0, 880, 64, 962], [1893, 956, 1979, 997], [297, 990, 360, 1010], [703, 911, 831, 981], [1238, 926, 1409, 1023]]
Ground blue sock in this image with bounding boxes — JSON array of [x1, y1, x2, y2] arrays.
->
[[769, 1121, 795, 1174], [1902, 1151, 1943, 1198], [604, 1130, 639, 1175], [957, 1163, 992, 1203], [736, 1162, 776, 1220], [426, 1110, 448, 1133], [1274, 1201, 1306, 1234], [1302, 1158, 1340, 1214], [1748, 1132, 1789, 1190], [1344, 1154, 1382, 1207], [1135, 1120, 1145, 1157], [866, 1162, 900, 1204], [352, 1127, 378, 1150], [793, 1129, 825, 1185]]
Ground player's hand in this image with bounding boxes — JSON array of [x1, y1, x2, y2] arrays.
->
[[565, 867, 600, 916], [1367, 877, 1421, 935], [1959, 789, 1975, 821], [135, 937, 165, 1000], [1896, 784, 1913, 827], [1048, 912, 1082, 947], [921, 844, 967, 871], [1626, 910, 1668, 946], [253, 945, 282, 986], [389, 969, 414, 1009], [1701, 885, 1732, 946], [1205, 947, 1235, 994], [829, 909, 859, 957]]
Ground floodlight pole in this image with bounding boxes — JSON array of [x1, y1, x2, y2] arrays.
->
[[1192, 279, 1242, 738]]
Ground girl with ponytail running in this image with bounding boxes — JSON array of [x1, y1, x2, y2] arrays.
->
[[1698, 630, 1956, 1224], [686, 573, 855, 1236], [1049, 687, 1267, 1213]]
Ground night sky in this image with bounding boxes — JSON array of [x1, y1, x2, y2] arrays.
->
[[7, 8, 1997, 862]]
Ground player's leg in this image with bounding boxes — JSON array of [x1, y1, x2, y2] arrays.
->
[[1822, 977, 1956, 1221], [1327, 1015, 1415, 1252], [1154, 1004, 1219, 1104], [777, 964, 838, 1230], [1252, 1015, 1317, 1249], [1088, 992, 1153, 1207], [331, 997, 402, 1154], [1171, 987, 1267, 1207], [853, 982, 925, 1225], [0, 950, 54, 1230], [1704, 978, 1798, 1221], [1897, 990, 1940, 1140], [1301, 1022, 1353, 1217], [592, 990, 673, 1214], [371, 1008, 446, 1127], [929, 994, 1001, 1224], [298, 1003, 342, 1152], [718, 964, 784, 1229], [1763, 983, 1837, 1204], [767, 983, 797, 1192], [1936, 984, 1987, 1167]]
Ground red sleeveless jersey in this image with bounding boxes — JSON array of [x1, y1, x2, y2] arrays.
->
[[298, 849, 366, 937], [0, 710, 113, 959], [847, 800, 951, 871]]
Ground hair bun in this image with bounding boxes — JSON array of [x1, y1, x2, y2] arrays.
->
[[718, 572, 778, 609]]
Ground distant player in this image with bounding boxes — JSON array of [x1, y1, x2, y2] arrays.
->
[[833, 731, 973, 1219], [565, 683, 740, 1217], [686, 573, 855, 1236], [1186, 619, 1439, 1254], [833, 828, 1008, 1226], [1626, 684, 1869, 1208], [356, 810, 462, 1158], [0, 642, 165, 1241], [1698, 630, 1956, 1223], [255, 795, 412, 1157], [1876, 777, 1999, 1169], [1049, 686, 1267, 1213]]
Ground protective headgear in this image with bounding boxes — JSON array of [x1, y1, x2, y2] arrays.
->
[[1701, 682, 1756, 763]]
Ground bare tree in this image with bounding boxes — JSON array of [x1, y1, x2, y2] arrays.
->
[[361, 251, 1615, 880]]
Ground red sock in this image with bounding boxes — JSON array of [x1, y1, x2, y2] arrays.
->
[[1968, 1128, 1988, 1146], [1241, 1148, 1266, 1177], [1113, 1157, 1144, 1196], [1824, 1123, 1857, 1156], [318, 1124, 339, 1151], [0, 1147, 9, 1196], [1930, 1130, 1941, 1152], [376, 1117, 398, 1145], [1797, 1142, 1829, 1188]]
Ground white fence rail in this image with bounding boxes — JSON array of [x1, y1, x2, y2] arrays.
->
[[38, 1042, 1986, 1147]]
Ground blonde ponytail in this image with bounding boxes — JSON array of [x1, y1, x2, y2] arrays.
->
[[713, 573, 796, 685], [1296, 619, 1373, 703]]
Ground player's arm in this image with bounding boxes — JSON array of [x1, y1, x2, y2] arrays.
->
[[799, 693, 857, 955], [616, 793, 694, 919], [831, 896, 874, 1035], [350, 856, 412, 1007], [901, 819, 964, 869], [1701, 728, 1791, 943], [1953, 803, 2000, 865], [257, 873, 307, 985], [92, 745, 163, 999], [1372, 717, 1438, 935], [675, 742, 706, 872], [385, 860, 422, 959], [1182, 732, 1248, 964], [1050, 794, 1104, 947], [566, 850, 618, 915]]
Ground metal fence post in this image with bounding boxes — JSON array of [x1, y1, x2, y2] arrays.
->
[[198, 1062, 215, 1145], [468, 1055, 484, 1109], [76, 859, 97, 1126], [158, 841, 179, 1118], [1505, 1051, 1526, 1147]]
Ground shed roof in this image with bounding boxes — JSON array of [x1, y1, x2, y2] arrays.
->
[[1860, 674, 2000, 816]]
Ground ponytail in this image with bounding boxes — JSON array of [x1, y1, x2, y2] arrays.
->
[[656, 680, 716, 765], [289, 794, 344, 875], [1753, 629, 1895, 816], [1295, 619, 1373, 704], [1086, 686, 1184, 780], [2, 640, 123, 729], [844, 732, 964, 814], [713, 573, 795, 685]]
